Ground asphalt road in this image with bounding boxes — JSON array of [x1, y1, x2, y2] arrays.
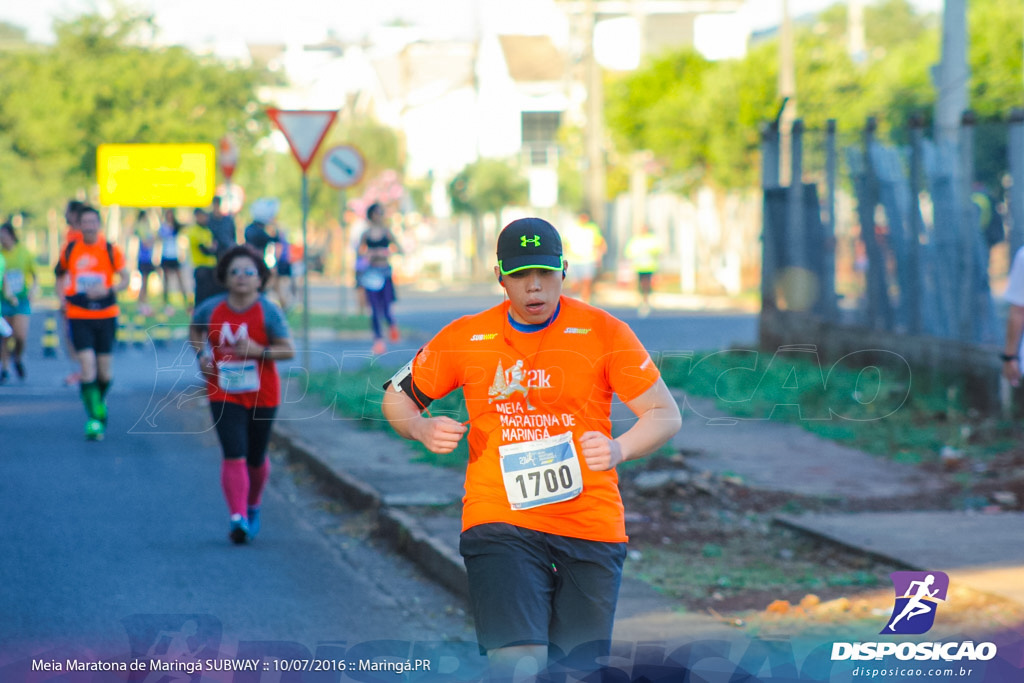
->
[[0, 327, 479, 674], [0, 285, 755, 677], [310, 280, 758, 359]]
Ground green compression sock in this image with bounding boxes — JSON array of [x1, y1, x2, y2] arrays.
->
[[80, 381, 101, 420]]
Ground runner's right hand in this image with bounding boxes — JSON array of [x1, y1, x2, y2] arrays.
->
[[1003, 359, 1020, 387], [413, 416, 467, 454]]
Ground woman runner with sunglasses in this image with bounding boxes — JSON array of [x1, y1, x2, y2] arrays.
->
[[190, 245, 295, 544]]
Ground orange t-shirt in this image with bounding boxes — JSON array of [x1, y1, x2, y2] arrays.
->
[[59, 240, 125, 319], [407, 296, 660, 543]]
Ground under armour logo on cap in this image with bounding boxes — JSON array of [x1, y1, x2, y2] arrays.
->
[[497, 218, 564, 276]]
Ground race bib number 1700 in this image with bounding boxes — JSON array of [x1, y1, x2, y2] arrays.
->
[[499, 432, 583, 510]]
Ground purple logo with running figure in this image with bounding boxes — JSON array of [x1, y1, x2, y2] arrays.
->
[[882, 571, 949, 635]]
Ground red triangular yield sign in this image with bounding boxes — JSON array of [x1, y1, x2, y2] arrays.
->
[[266, 108, 338, 171]]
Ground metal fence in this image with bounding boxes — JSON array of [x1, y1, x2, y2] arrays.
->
[[762, 111, 1024, 346]]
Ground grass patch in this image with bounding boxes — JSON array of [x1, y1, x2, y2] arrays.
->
[[287, 310, 371, 332], [306, 364, 470, 469], [304, 345, 1019, 475], [660, 349, 1011, 466], [624, 534, 888, 605]]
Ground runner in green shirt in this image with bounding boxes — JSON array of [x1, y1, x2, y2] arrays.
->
[[1, 222, 37, 381]]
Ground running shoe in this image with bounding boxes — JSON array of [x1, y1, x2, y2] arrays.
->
[[247, 506, 261, 539], [85, 419, 105, 441], [229, 514, 250, 544], [388, 325, 400, 343], [14, 360, 25, 380], [371, 339, 387, 355]]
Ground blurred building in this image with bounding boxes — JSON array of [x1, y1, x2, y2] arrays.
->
[[239, 0, 754, 288], [244, 0, 745, 199]]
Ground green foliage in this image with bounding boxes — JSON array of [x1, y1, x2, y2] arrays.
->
[[969, 0, 1024, 119], [448, 158, 528, 219], [448, 157, 528, 272], [602, 0, 1021, 192], [967, 0, 1024, 189], [0, 22, 28, 45], [0, 9, 270, 224], [285, 310, 370, 332], [556, 124, 584, 212], [865, 0, 936, 52], [606, 49, 716, 188]]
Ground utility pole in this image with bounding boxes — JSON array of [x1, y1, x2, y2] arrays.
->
[[629, 0, 649, 237], [848, 0, 866, 63], [934, 0, 968, 146], [778, 0, 797, 186], [583, 0, 607, 228]]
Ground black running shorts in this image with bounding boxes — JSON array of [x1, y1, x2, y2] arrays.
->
[[69, 317, 117, 354], [459, 522, 626, 657]]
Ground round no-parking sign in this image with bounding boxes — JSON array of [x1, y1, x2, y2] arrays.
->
[[321, 145, 365, 189]]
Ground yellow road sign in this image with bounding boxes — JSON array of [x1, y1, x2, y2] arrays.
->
[[97, 143, 216, 207]]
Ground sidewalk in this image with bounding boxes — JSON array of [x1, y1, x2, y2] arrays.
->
[[270, 292, 1024, 644]]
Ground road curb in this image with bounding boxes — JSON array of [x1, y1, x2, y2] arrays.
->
[[274, 430, 381, 510], [378, 508, 469, 598], [271, 427, 470, 599]]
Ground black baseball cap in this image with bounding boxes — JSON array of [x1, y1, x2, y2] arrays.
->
[[496, 217, 564, 276]]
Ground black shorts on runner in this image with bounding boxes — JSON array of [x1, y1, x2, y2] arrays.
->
[[160, 258, 181, 270], [209, 402, 277, 466], [459, 523, 626, 657], [69, 317, 118, 354], [637, 272, 654, 294]]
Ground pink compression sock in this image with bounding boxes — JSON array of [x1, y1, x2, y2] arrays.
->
[[248, 460, 271, 507], [221, 459, 249, 517]]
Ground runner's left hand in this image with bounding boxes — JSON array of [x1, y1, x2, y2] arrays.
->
[[228, 337, 265, 359], [85, 283, 111, 300], [579, 431, 624, 471]]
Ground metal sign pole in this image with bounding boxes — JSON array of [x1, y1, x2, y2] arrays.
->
[[263, 108, 339, 371], [301, 171, 310, 372], [339, 187, 348, 316]]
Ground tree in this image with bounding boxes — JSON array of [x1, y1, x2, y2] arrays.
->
[[0, 9, 271, 230], [600, 0, 949, 193], [448, 158, 528, 274], [967, 0, 1024, 189], [0, 22, 28, 44]]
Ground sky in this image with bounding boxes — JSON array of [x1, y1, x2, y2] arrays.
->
[[1, 0, 945, 49]]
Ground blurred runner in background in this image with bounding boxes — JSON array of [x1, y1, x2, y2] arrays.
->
[[1, 221, 38, 383]]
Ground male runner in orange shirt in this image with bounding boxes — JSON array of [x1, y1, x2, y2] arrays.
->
[[382, 217, 681, 681], [56, 206, 129, 440]]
